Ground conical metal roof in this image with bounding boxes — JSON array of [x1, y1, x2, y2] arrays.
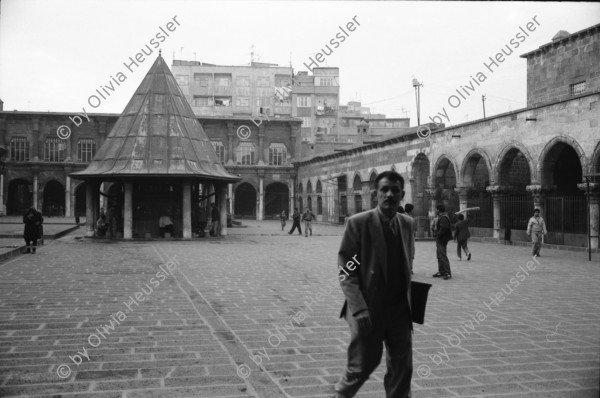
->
[[72, 54, 240, 182]]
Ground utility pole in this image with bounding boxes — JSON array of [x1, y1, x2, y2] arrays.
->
[[412, 78, 423, 126], [482, 94, 487, 118]]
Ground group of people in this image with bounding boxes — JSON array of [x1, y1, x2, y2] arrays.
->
[[281, 208, 315, 237], [159, 202, 222, 238]]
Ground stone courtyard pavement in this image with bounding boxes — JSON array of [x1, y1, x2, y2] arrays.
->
[[0, 221, 598, 398]]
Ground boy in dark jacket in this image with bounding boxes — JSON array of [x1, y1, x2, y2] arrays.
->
[[454, 214, 472, 261], [23, 207, 43, 254]]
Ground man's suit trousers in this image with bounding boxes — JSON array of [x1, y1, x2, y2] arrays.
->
[[335, 303, 412, 398]]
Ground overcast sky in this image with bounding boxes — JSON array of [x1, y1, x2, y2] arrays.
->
[[1, 0, 599, 126]]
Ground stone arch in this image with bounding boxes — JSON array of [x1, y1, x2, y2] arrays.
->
[[7, 178, 32, 215], [433, 154, 459, 213], [42, 180, 65, 216], [352, 173, 362, 191], [461, 148, 493, 188], [265, 182, 289, 217], [234, 181, 258, 217], [538, 135, 587, 187], [592, 141, 600, 174], [494, 141, 535, 185], [410, 153, 431, 216], [297, 181, 303, 194], [306, 180, 313, 194], [316, 180, 322, 194]]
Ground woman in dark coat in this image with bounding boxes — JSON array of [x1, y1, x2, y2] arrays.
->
[[23, 207, 43, 253]]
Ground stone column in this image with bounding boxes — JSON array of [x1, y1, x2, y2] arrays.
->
[[65, 176, 71, 217], [258, 177, 264, 221], [219, 184, 228, 236], [182, 182, 192, 239], [257, 125, 265, 165], [226, 122, 235, 165], [32, 117, 40, 161], [486, 185, 507, 239], [526, 185, 555, 220], [578, 182, 600, 250], [455, 186, 469, 212], [124, 182, 133, 239], [228, 184, 233, 214], [33, 174, 39, 211]]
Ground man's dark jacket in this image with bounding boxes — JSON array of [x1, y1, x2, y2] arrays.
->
[[454, 219, 471, 241]]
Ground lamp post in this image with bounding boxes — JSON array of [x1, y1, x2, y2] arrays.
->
[[412, 78, 423, 126]]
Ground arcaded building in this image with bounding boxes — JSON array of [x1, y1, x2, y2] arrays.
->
[[295, 24, 600, 248]]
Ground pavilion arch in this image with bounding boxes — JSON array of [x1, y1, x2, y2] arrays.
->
[[461, 148, 493, 188], [494, 141, 535, 185], [538, 136, 587, 190]]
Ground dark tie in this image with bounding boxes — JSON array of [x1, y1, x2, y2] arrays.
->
[[388, 216, 399, 237]]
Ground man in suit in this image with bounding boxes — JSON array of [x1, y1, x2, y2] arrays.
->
[[432, 204, 452, 280], [454, 213, 471, 261], [334, 170, 414, 398]]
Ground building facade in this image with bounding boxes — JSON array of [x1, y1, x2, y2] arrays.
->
[[295, 24, 600, 248]]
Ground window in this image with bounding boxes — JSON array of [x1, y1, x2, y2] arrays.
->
[[211, 141, 225, 164], [297, 96, 311, 107], [318, 77, 335, 86], [300, 117, 312, 128], [193, 96, 213, 107], [175, 74, 189, 86], [214, 97, 231, 107], [269, 143, 287, 165], [236, 77, 250, 87], [77, 139, 95, 163], [570, 81, 586, 96], [236, 97, 249, 107], [10, 137, 29, 161], [44, 138, 66, 162], [236, 142, 255, 165], [215, 75, 231, 87], [257, 77, 270, 87], [194, 74, 211, 86]]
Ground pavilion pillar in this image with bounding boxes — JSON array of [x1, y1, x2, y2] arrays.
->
[[219, 184, 228, 236], [289, 181, 294, 218], [65, 176, 71, 217], [258, 177, 264, 221], [124, 182, 133, 239], [182, 182, 192, 239], [228, 183, 233, 214], [85, 182, 94, 236]]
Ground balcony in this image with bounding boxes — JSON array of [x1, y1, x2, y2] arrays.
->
[[315, 106, 337, 116]]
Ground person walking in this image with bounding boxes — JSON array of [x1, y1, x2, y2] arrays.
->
[[302, 208, 314, 237], [432, 204, 453, 280], [335, 170, 414, 398], [23, 207, 43, 254], [288, 208, 302, 235], [210, 202, 220, 237], [454, 213, 471, 261], [280, 210, 287, 231], [527, 208, 547, 257]]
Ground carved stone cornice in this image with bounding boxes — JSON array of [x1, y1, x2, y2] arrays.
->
[[525, 185, 556, 195]]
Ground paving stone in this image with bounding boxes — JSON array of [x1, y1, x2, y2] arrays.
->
[[0, 227, 597, 397]]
